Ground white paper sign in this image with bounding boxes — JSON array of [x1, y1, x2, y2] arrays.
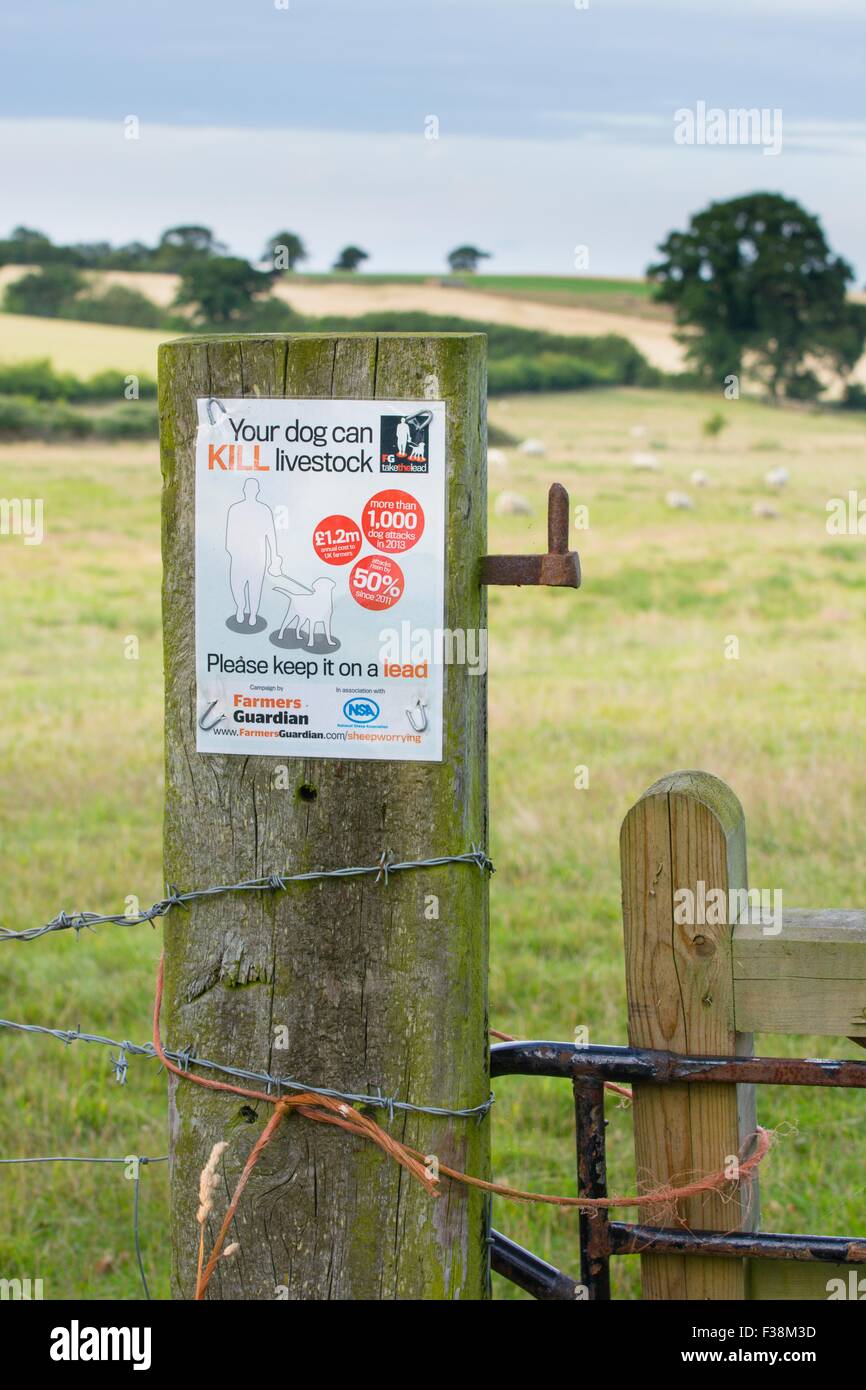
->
[[194, 396, 446, 761]]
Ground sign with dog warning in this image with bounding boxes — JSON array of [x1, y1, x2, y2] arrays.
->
[[194, 397, 446, 761]]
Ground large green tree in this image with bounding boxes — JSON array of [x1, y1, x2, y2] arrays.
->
[[648, 193, 864, 398], [174, 255, 272, 324]]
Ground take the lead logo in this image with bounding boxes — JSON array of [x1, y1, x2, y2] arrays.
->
[[380, 411, 432, 473]]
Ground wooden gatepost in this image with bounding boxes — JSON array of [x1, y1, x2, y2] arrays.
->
[[159, 332, 490, 1299], [621, 770, 864, 1300], [621, 771, 758, 1300]]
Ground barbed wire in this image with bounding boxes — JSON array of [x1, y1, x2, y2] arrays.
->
[[0, 1015, 494, 1123], [0, 1153, 167, 1300], [0, 1154, 166, 1166], [0, 847, 494, 944], [0, 846, 494, 1297]]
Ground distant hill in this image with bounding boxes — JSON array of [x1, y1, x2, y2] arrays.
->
[[0, 265, 684, 373]]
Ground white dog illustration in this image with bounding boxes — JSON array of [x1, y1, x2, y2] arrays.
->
[[273, 575, 337, 648]]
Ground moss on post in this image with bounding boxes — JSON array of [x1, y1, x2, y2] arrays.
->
[[158, 333, 489, 1300]]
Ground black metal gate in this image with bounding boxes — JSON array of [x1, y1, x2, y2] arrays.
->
[[489, 1040, 866, 1300]]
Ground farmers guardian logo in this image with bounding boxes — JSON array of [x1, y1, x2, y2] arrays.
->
[[380, 411, 432, 473]]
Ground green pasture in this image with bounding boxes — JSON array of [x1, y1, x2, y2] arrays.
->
[[289, 272, 651, 298], [1, 387, 865, 1299], [470, 273, 660, 317], [475, 274, 651, 296], [0, 313, 164, 376]]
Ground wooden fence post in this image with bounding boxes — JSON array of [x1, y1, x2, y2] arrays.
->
[[158, 332, 489, 1300], [620, 770, 758, 1300]]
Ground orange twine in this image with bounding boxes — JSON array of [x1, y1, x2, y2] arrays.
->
[[153, 955, 771, 1299]]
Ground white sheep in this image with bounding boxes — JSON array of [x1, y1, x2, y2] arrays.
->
[[752, 501, 780, 519], [519, 438, 546, 456], [632, 451, 660, 471], [690, 469, 710, 487], [765, 466, 789, 489], [488, 447, 508, 470], [494, 491, 533, 517], [665, 490, 695, 510]]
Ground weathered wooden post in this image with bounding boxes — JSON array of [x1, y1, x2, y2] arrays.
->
[[159, 332, 489, 1299], [620, 770, 759, 1300]]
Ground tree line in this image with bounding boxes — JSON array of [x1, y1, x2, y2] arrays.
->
[[0, 224, 490, 276], [1, 195, 864, 405], [0, 225, 493, 335]]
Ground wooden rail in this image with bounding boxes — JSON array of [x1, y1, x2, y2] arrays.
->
[[734, 910, 866, 1038]]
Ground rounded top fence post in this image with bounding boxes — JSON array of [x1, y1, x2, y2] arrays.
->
[[620, 769, 758, 1301], [158, 331, 489, 1300]]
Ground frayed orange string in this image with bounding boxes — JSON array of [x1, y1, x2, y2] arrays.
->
[[420, 1125, 772, 1210], [153, 955, 770, 1298]]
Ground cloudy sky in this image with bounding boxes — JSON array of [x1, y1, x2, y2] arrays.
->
[[1, 0, 863, 276]]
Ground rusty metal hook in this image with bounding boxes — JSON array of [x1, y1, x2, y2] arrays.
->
[[481, 482, 581, 588]]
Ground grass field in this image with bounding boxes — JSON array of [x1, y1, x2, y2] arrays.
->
[[468, 274, 663, 320], [0, 265, 651, 299], [473, 274, 652, 296], [1, 386, 865, 1300], [289, 272, 657, 314], [0, 312, 164, 376], [0, 270, 669, 387]]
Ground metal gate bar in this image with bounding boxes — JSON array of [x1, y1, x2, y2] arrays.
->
[[492, 1040, 866, 1088], [490, 1040, 866, 1300], [489, 1230, 582, 1300], [606, 1223, 866, 1262]]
